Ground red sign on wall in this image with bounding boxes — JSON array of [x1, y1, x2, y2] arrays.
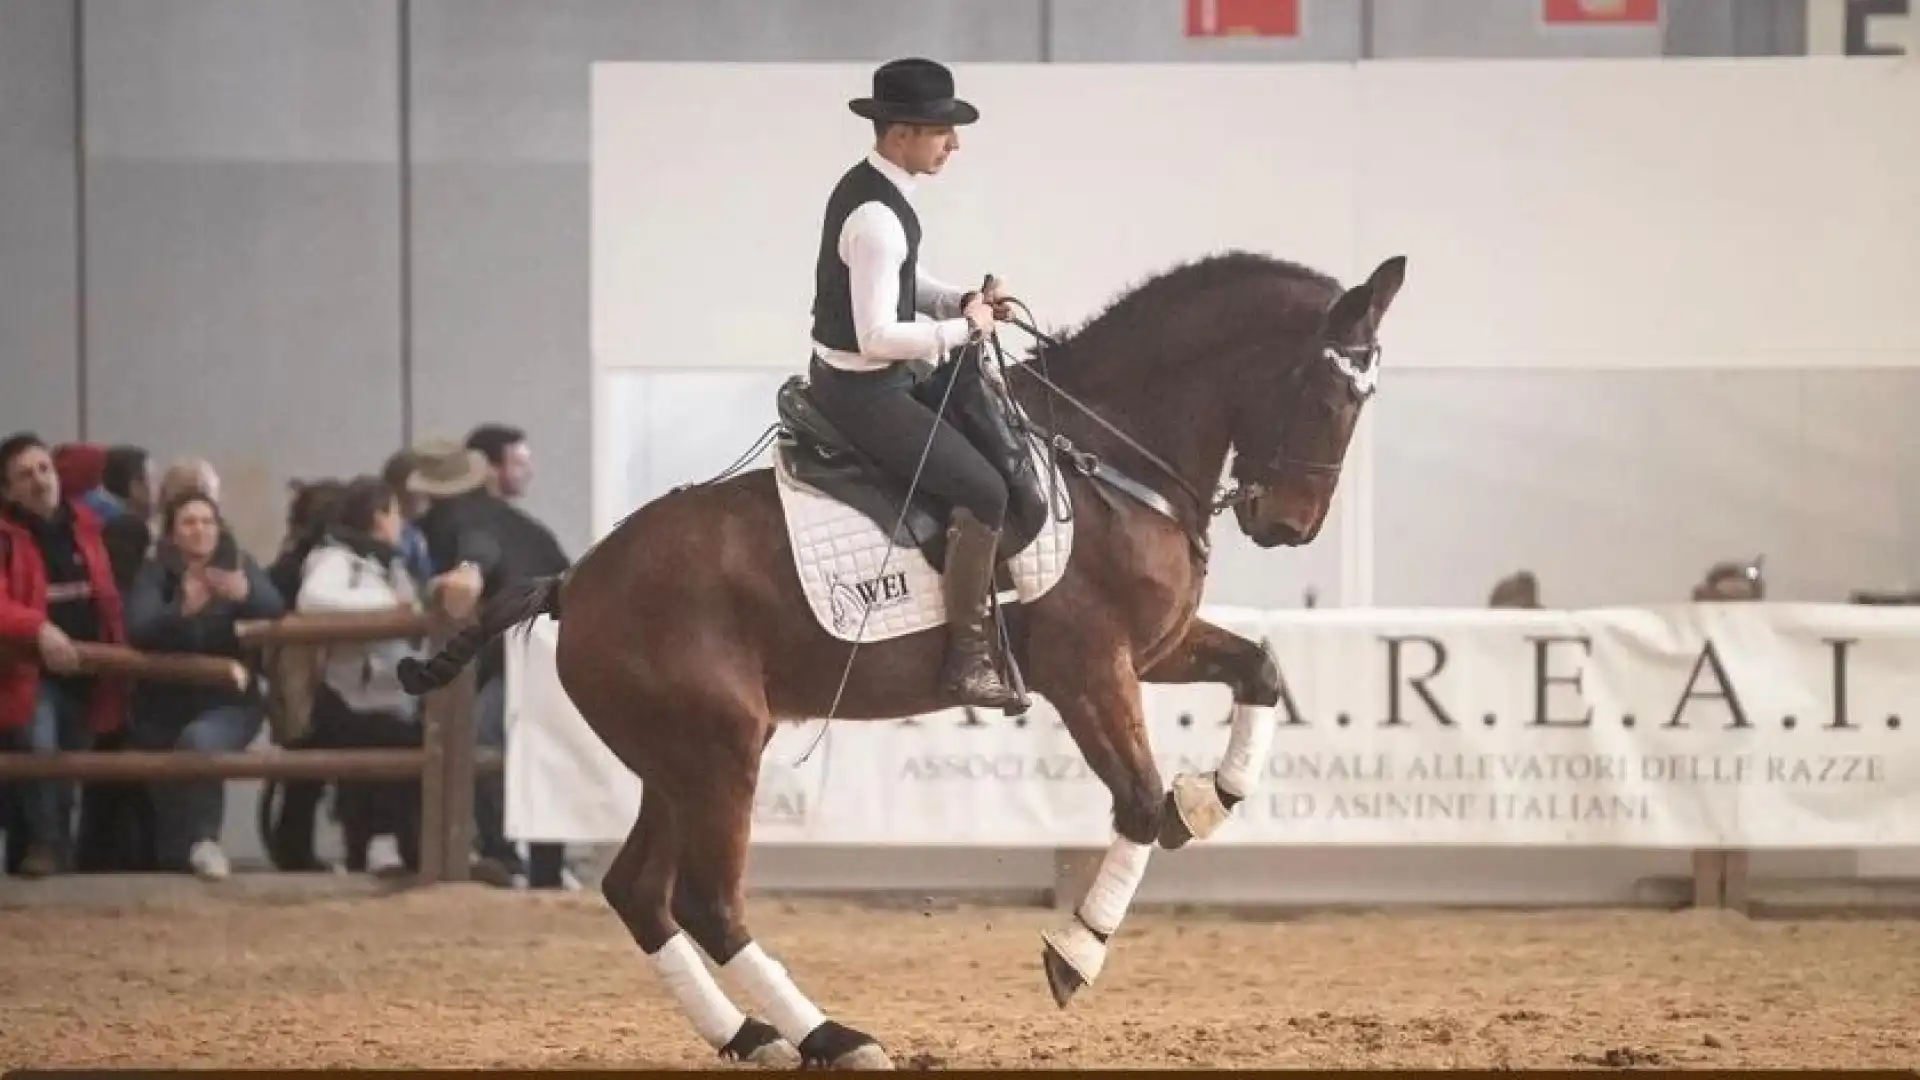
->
[[1543, 0, 1660, 24], [1185, 0, 1301, 38]]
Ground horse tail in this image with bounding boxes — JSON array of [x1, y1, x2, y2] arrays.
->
[[396, 574, 565, 696]]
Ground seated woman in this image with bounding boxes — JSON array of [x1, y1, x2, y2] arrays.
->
[[123, 490, 286, 880], [295, 476, 479, 875]]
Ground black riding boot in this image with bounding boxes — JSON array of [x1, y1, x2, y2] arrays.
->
[[939, 508, 1029, 711]]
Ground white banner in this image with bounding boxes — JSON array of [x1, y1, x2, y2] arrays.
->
[[505, 604, 1920, 850]]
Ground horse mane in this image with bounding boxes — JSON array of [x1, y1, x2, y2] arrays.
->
[[1024, 249, 1344, 361]]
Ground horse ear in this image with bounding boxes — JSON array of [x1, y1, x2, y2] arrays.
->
[[1323, 282, 1375, 338], [1367, 255, 1407, 320]]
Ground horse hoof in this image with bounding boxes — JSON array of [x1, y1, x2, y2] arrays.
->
[[833, 1044, 895, 1070], [798, 1020, 892, 1070], [722, 1018, 801, 1069], [1039, 933, 1088, 1009], [749, 1042, 803, 1070]]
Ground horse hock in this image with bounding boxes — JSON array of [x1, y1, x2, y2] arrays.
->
[[1040, 837, 1152, 1008]]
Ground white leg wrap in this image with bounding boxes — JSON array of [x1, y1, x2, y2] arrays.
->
[[1077, 838, 1152, 936], [1216, 703, 1277, 798], [721, 942, 827, 1047], [1043, 837, 1153, 988], [649, 932, 746, 1050]]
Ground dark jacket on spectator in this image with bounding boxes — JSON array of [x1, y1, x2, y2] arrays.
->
[[417, 489, 569, 685], [101, 514, 153, 594], [123, 538, 285, 743], [0, 499, 130, 735]]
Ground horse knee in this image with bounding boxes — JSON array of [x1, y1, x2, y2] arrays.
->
[[1243, 639, 1283, 708]]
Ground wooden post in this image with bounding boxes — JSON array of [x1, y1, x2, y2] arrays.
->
[[1722, 849, 1752, 914], [418, 677, 447, 888], [1691, 848, 1728, 907], [437, 664, 478, 883]]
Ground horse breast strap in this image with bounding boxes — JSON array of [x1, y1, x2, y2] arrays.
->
[[1027, 422, 1210, 564]]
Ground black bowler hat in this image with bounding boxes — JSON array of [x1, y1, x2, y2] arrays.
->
[[848, 57, 979, 127]]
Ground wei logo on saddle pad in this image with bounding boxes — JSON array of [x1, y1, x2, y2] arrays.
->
[[774, 439, 1074, 643]]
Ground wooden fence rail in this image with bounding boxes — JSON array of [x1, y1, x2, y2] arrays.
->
[[0, 608, 493, 886]]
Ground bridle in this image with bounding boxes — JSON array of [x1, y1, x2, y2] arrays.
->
[[1216, 338, 1379, 511], [987, 300, 1379, 564]]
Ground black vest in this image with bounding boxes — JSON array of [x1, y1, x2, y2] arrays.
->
[[811, 159, 920, 354]]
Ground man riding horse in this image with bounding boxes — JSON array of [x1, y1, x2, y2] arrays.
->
[[803, 57, 1025, 711], [398, 53, 1405, 1067]]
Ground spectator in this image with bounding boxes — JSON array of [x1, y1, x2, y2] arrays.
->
[[1488, 571, 1543, 609], [99, 445, 155, 591], [1694, 557, 1764, 602], [380, 449, 436, 587], [123, 490, 286, 880], [88, 453, 220, 597], [414, 428, 571, 889], [467, 423, 536, 502], [53, 443, 118, 524], [257, 477, 350, 872], [266, 478, 346, 607], [158, 458, 220, 509], [102, 446, 154, 521], [295, 476, 481, 875], [58, 443, 161, 873], [0, 432, 130, 877]]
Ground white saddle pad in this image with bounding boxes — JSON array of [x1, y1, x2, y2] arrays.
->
[[773, 435, 1074, 643]]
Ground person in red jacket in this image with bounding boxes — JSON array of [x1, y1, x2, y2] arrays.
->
[[1, 432, 130, 878]]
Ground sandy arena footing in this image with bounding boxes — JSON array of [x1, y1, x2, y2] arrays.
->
[[2, 883, 1916, 1069]]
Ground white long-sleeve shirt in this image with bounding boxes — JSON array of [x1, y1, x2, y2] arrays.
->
[[812, 150, 974, 373], [296, 539, 423, 718]]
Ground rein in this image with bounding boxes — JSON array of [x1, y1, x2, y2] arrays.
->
[[986, 301, 1254, 565], [988, 294, 1370, 564]]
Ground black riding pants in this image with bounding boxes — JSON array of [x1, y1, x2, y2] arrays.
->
[[807, 354, 1009, 530]]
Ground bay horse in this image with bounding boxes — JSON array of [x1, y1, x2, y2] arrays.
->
[[399, 250, 1406, 1069]]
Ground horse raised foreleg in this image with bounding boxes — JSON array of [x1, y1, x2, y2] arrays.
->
[[1138, 619, 1285, 850], [601, 787, 798, 1067], [1033, 647, 1163, 1009]]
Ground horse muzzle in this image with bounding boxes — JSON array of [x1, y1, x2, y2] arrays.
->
[[1234, 495, 1318, 548]]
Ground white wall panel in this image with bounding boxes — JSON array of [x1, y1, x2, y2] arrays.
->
[[82, 0, 401, 555], [1354, 57, 1920, 370], [0, 0, 80, 441], [594, 369, 791, 537]]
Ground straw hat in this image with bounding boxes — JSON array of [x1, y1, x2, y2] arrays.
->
[[405, 438, 490, 498]]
